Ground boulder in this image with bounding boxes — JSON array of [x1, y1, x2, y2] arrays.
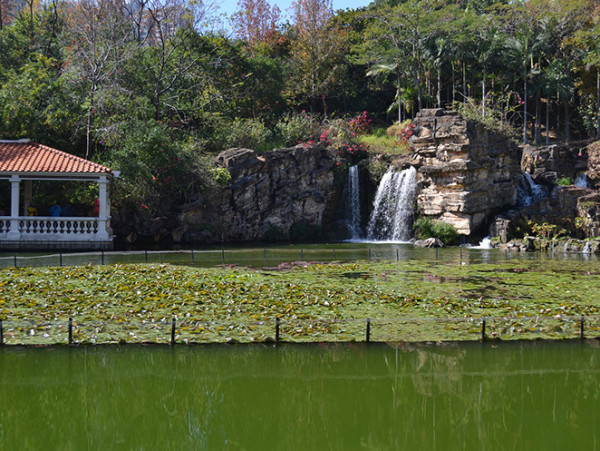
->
[[414, 237, 444, 248]]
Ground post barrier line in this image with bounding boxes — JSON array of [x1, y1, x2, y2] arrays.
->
[[171, 317, 176, 345], [482, 318, 486, 341], [1, 247, 599, 269], [0, 315, 596, 345]]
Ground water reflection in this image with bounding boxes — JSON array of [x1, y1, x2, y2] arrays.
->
[[0, 243, 597, 269], [1, 342, 599, 449]]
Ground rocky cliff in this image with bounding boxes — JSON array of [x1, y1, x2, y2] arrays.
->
[[179, 145, 337, 243], [408, 109, 522, 235], [521, 142, 589, 185]]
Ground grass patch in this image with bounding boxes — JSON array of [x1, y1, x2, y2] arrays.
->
[[360, 127, 408, 155], [0, 260, 598, 344]]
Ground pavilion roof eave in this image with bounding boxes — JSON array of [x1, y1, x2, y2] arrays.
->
[[0, 171, 112, 181]]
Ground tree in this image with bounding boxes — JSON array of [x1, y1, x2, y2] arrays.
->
[[64, 0, 134, 158], [131, 0, 212, 122], [232, 0, 281, 53], [363, 1, 455, 118], [288, 0, 347, 112], [0, 54, 75, 147]]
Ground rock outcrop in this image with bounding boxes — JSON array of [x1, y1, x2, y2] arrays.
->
[[587, 141, 600, 185], [409, 109, 522, 235], [179, 145, 337, 243], [521, 142, 590, 186]]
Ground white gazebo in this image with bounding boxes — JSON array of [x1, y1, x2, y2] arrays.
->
[[0, 139, 116, 250]]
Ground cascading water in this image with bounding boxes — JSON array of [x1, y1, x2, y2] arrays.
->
[[366, 166, 417, 242], [468, 236, 492, 249], [574, 173, 589, 188], [343, 165, 362, 240], [516, 172, 547, 208]]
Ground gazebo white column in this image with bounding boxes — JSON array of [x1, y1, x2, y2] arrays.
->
[[8, 174, 20, 239], [97, 175, 110, 240]]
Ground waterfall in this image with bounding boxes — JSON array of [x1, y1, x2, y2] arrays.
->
[[574, 173, 589, 188], [366, 166, 417, 242], [343, 165, 361, 239], [468, 236, 492, 249], [516, 173, 546, 208], [582, 241, 592, 254]]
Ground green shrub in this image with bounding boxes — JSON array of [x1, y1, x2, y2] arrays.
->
[[276, 111, 322, 147], [108, 120, 205, 216], [556, 177, 573, 186], [226, 118, 272, 151], [414, 217, 459, 245], [211, 167, 231, 187], [527, 220, 567, 239], [450, 96, 519, 139]]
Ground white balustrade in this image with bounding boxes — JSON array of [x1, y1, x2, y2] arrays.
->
[[0, 216, 110, 243]]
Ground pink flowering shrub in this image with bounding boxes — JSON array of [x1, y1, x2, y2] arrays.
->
[[387, 119, 414, 144], [398, 122, 415, 144], [348, 111, 372, 134]]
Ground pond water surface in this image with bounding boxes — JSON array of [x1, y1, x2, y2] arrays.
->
[[1, 242, 597, 269], [1, 342, 599, 449]]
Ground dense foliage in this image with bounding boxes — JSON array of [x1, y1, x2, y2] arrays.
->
[[1, 0, 600, 214]]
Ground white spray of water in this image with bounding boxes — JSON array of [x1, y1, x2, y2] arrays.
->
[[366, 166, 417, 242], [574, 173, 589, 188], [517, 173, 546, 207], [344, 165, 361, 240]]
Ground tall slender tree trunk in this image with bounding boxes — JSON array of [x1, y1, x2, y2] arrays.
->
[[451, 61, 455, 103], [534, 92, 540, 145], [415, 67, 422, 111], [564, 96, 570, 143], [482, 68, 486, 118], [437, 67, 441, 108], [596, 67, 600, 138], [462, 62, 466, 103], [546, 96, 550, 145], [86, 87, 95, 159], [397, 72, 402, 123], [523, 74, 528, 145], [556, 87, 560, 134]]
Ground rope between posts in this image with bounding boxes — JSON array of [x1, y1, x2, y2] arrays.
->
[[0, 314, 595, 345]]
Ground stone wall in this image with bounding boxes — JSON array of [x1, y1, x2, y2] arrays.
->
[[409, 109, 522, 235], [179, 145, 337, 243], [521, 142, 589, 186]]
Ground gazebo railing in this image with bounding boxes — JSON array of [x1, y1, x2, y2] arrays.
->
[[0, 216, 110, 242], [18, 216, 100, 235], [0, 218, 10, 233]]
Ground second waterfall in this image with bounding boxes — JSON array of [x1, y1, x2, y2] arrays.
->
[[366, 166, 417, 242]]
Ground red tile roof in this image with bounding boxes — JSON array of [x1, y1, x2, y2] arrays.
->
[[0, 140, 112, 175]]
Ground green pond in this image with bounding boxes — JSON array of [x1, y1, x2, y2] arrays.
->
[[1, 342, 599, 449], [1, 242, 596, 269]]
